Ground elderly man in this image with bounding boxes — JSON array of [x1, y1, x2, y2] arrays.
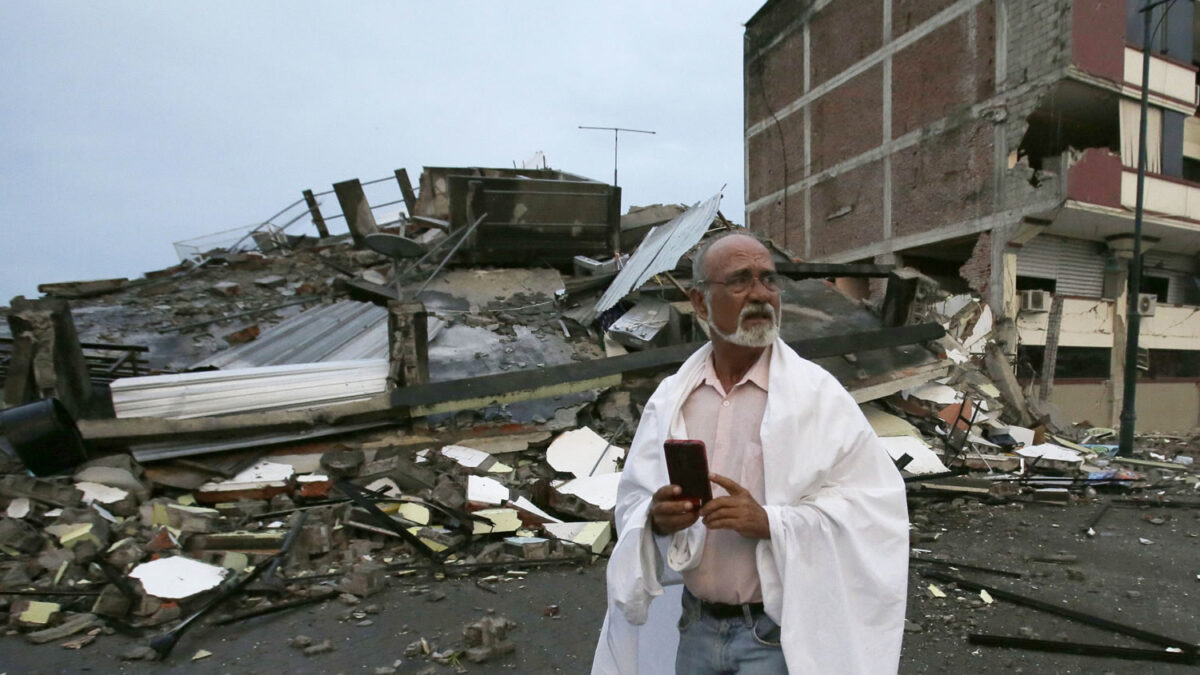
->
[[592, 233, 909, 674]]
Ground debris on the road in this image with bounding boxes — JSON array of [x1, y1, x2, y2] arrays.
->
[[24, 612, 99, 645], [129, 557, 228, 600], [11, 600, 62, 629], [288, 635, 314, 649], [546, 426, 624, 477], [462, 614, 517, 663], [303, 639, 334, 656], [2, 162, 1197, 671]]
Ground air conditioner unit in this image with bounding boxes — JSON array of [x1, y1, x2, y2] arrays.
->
[[1136, 293, 1157, 317], [1020, 289, 1051, 312]]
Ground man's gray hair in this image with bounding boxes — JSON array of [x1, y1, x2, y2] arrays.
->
[[691, 231, 764, 286]]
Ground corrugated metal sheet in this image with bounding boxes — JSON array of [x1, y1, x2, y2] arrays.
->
[[1143, 250, 1197, 304], [192, 301, 389, 370], [111, 360, 388, 419], [1017, 235, 1105, 297], [593, 193, 723, 316], [130, 422, 387, 462]]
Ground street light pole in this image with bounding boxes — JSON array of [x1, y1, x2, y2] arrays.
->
[[578, 126, 656, 186], [1119, 0, 1171, 456]]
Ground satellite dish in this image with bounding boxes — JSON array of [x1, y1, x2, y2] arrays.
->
[[363, 233, 426, 259]]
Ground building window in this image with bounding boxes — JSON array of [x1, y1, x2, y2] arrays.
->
[[1146, 349, 1200, 377], [1018, 346, 1111, 379], [1126, 0, 1193, 57], [1183, 156, 1200, 182], [1016, 275, 1056, 293], [1140, 274, 1170, 302], [1119, 99, 1162, 173]]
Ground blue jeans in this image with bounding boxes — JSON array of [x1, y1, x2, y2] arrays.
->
[[675, 589, 786, 674]]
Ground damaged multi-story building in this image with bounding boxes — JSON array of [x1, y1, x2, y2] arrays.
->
[[743, 0, 1200, 432]]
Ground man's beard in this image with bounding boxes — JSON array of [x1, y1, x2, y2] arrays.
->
[[705, 299, 780, 347]]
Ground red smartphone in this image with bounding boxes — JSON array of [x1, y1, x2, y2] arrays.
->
[[664, 439, 712, 507]]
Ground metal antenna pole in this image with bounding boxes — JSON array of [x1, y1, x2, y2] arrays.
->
[[415, 213, 488, 298], [578, 126, 656, 186], [613, 129, 619, 186], [1119, 0, 1172, 456]]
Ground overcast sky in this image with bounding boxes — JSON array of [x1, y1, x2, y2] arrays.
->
[[0, 2, 763, 304]]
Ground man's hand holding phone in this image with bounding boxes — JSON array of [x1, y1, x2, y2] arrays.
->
[[700, 473, 771, 540], [650, 484, 700, 535], [652, 439, 712, 535]]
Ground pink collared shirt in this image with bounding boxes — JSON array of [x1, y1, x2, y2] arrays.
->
[[679, 345, 770, 604]]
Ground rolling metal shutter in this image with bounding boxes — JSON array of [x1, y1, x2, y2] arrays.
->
[[1143, 250, 1198, 305], [1017, 235, 1105, 297]]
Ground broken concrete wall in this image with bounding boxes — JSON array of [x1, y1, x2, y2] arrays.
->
[[1000, 0, 1076, 208], [3, 297, 94, 418], [413, 167, 567, 221], [410, 167, 620, 268], [446, 173, 619, 267]]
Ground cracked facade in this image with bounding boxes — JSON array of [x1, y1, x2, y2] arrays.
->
[[744, 0, 1200, 431]]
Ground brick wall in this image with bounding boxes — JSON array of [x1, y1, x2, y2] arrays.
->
[[891, 12, 994, 139], [891, 120, 993, 239], [744, 0, 1076, 262], [810, 0, 884, 87], [745, 20, 807, 129], [810, 161, 885, 258], [747, 110, 804, 203], [1005, 0, 1072, 87], [891, 0, 958, 37], [811, 65, 883, 170]]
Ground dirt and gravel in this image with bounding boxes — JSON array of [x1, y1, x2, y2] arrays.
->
[[2, 476, 1197, 674]]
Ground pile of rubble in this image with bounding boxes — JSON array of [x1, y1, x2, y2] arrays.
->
[[1, 165, 1196, 668], [869, 292, 1200, 507], [0, 419, 618, 665]]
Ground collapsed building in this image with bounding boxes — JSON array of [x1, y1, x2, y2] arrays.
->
[[743, 0, 1200, 433], [0, 160, 1196, 668]]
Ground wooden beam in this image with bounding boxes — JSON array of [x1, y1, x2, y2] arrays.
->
[[302, 189, 329, 238]]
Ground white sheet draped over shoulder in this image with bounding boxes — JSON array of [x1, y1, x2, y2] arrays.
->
[[591, 338, 909, 674]]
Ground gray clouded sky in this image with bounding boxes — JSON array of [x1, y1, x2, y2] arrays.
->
[[0, 1, 763, 304]]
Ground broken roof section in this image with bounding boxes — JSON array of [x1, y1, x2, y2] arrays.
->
[[592, 192, 723, 317], [192, 301, 389, 370], [413, 166, 620, 268]]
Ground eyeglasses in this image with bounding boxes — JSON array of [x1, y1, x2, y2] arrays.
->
[[700, 270, 781, 294]]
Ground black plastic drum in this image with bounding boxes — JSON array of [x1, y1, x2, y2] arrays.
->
[[0, 398, 88, 476]]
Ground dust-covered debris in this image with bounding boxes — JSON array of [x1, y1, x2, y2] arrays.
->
[[2, 171, 1197, 672]]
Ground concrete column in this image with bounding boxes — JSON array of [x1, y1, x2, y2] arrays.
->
[[1110, 274, 1129, 428], [387, 300, 429, 390], [870, 252, 902, 300], [988, 224, 1021, 358]]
